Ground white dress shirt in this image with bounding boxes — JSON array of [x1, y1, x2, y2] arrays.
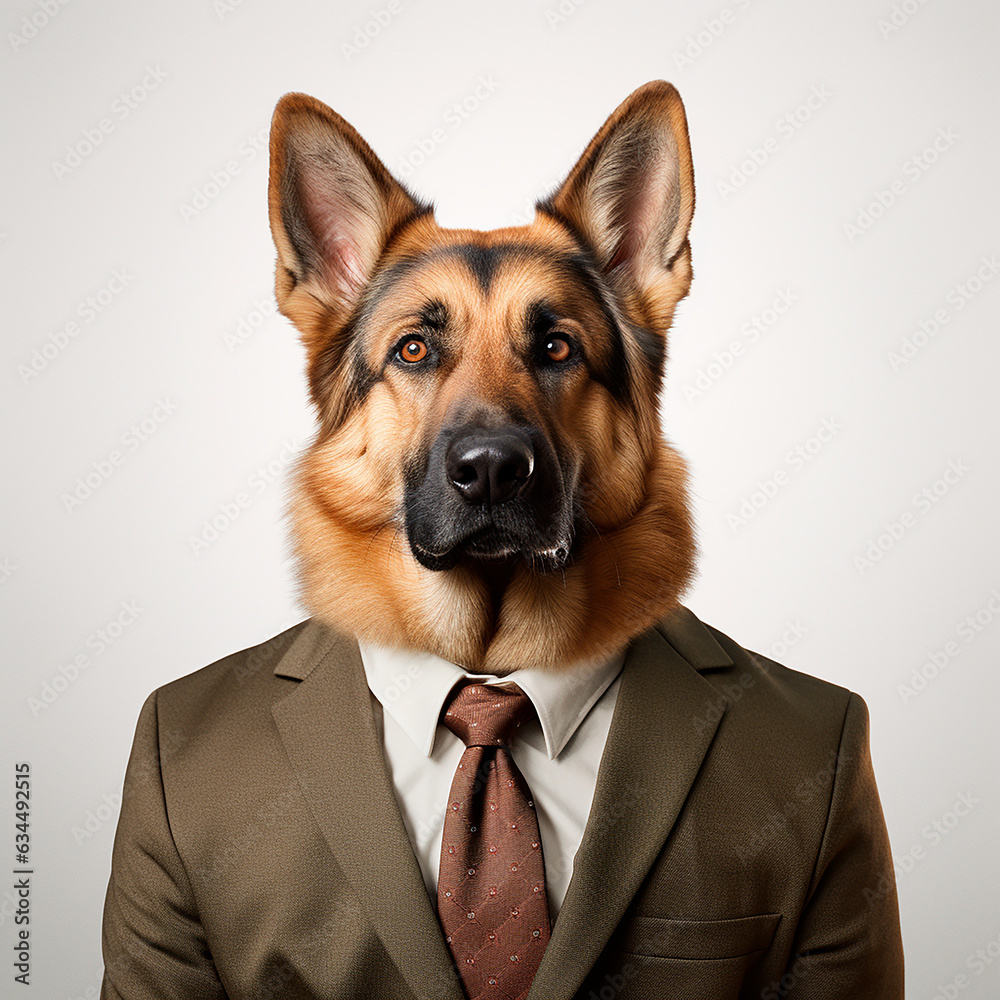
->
[[357, 639, 626, 919]]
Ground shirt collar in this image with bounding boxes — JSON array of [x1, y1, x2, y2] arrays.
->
[[358, 639, 626, 760]]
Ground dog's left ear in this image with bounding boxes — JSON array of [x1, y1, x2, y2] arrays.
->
[[538, 80, 694, 302], [268, 92, 429, 336]]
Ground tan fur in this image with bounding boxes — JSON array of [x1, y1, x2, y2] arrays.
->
[[269, 82, 700, 673]]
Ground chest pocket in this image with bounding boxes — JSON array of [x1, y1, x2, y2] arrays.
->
[[615, 912, 781, 959], [591, 913, 782, 999]]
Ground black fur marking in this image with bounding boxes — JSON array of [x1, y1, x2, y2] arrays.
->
[[347, 350, 381, 409], [308, 230, 655, 427], [526, 301, 561, 339], [534, 208, 667, 389], [360, 252, 428, 316], [451, 244, 509, 293], [558, 253, 634, 407], [631, 321, 666, 380], [420, 300, 448, 330]]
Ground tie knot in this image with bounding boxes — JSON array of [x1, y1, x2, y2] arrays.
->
[[440, 681, 534, 748]]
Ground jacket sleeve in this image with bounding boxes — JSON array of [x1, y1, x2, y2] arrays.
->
[[779, 691, 905, 999], [100, 690, 227, 999]]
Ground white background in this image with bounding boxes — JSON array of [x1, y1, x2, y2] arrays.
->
[[2, 0, 998, 996]]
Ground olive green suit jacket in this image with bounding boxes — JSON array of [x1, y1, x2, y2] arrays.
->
[[100, 606, 904, 998]]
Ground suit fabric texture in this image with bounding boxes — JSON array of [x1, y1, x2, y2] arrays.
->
[[100, 605, 905, 999]]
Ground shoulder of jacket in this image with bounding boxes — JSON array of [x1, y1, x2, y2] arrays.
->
[[661, 605, 856, 748], [149, 618, 337, 725]]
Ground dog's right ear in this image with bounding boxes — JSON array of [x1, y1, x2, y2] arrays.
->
[[536, 81, 695, 338], [268, 93, 430, 338]]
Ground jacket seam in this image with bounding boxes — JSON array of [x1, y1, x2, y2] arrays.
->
[[151, 688, 215, 961], [801, 690, 855, 905]]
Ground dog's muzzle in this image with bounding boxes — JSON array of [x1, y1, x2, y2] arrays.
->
[[404, 421, 575, 572]]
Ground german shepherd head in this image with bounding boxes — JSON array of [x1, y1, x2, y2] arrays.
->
[[268, 81, 697, 674]]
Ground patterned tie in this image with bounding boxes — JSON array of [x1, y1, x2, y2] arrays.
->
[[437, 680, 551, 1000]]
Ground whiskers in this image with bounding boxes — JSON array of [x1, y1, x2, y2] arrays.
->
[[362, 516, 408, 573], [578, 508, 621, 588]]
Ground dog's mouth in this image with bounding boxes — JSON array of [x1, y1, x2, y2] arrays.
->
[[411, 524, 573, 573]]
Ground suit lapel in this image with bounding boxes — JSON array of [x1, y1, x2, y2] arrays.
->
[[526, 607, 733, 1000], [270, 622, 465, 1000]]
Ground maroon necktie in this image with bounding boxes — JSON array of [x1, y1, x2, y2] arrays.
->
[[437, 681, 551, 1000]]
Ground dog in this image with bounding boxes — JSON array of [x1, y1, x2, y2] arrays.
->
[[99, 81, 904, 999], [269, 79, 697, 675]]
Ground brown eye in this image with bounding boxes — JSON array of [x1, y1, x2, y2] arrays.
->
[[399, 337, 428, 363], [545, 337, 572, 363]]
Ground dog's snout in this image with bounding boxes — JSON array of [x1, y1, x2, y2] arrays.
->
[[406, 419, 570, 570], [446, 431, 534, 505]]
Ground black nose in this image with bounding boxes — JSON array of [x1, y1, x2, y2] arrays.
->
[[446, 431, 534, 504]]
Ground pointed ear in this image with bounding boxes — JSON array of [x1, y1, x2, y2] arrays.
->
[[268, 93, 430, 324], [538, 80, 694, 295]]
